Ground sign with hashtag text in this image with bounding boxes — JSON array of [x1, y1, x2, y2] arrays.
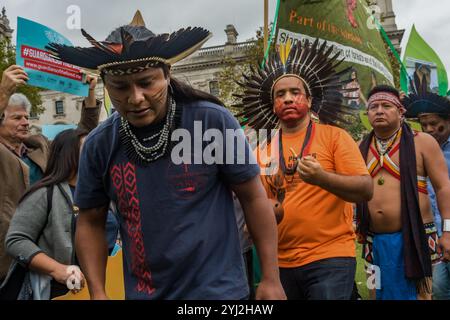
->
[[16, 17, 89, 97]]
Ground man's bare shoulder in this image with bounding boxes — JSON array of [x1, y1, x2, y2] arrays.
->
[[414, 131, 440, 152], [414, 131, 435, 143]]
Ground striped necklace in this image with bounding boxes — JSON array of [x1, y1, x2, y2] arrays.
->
[[373, 128, 402, 185], [374, 128, 401, 155]]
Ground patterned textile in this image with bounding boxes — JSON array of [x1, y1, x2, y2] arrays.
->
[[363, 222, 440, 267]]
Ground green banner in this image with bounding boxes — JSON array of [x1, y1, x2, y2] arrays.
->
[[276, 0, 394, 109], [401, 25, 448, 96]]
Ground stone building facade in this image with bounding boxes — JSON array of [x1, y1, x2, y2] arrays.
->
[[367, 0, 404, 52]]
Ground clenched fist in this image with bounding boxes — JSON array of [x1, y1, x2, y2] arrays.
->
[[290, 148, 326, 186], [0, 65, 29, 97]]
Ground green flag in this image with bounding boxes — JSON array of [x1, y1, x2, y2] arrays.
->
[[275, 0, 394, 109], [402, 25, 448, 96]]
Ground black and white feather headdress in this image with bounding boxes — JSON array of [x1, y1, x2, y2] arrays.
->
[[46, 11, 212, 75], [233, 38, 356, 132], [403, 73, 450, 118]]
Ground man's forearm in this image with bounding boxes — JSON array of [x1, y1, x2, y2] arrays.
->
[[84, 89, 97, 108], [435, 185, 450, 221], [76, 208, 108, 298], [0, 88, 11, 118], [318, 172, 373, 203], [78, 102, 101, 132], [241, 196, 280, 282]]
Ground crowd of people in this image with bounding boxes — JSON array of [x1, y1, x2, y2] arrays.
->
[[0, 12, 449, 300]]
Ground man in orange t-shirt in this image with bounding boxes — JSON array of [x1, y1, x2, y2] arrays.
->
[[256, 76, 372, 300], [260, 118, 370, 269], [236, 40, 373, 299]]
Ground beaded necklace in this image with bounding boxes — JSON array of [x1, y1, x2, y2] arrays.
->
[[373, 127, 402, 185], [119, 96, 177, 165], [278, 121, 314, 183]]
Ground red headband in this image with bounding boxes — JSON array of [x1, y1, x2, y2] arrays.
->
[[368, 92, 404, 111]]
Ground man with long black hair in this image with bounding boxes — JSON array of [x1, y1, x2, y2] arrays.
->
[[50, 11, 285, 300]]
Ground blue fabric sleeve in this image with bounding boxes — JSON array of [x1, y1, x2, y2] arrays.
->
[[216, 107, 260, 185], [74, 133, 110, 209]]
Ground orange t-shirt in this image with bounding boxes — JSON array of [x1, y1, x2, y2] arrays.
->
[[258, 123, 369, 268]]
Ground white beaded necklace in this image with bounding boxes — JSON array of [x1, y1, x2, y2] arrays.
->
[[375, 127, 401, 154], [119, 96, 177, 164]]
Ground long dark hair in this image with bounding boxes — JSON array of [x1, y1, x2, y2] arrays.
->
[[20, 128, 88, 202], [161, 64, 224, 106]]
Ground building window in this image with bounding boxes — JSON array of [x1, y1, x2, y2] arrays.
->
[[55, 100, 64, 115], [29, 109, 38, 120], [209, 81, 220, 97]]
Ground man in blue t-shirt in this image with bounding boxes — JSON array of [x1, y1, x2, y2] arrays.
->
[[51, 12, 285, 300]]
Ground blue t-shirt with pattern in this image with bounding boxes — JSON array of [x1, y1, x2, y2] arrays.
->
[[75, 100, 259, 299]]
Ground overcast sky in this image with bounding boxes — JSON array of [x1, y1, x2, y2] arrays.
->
[[3, 0, 450, 77]]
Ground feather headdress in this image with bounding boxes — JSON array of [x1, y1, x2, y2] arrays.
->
[[233, 38, 356, 134], [403, 73, 450, 118], [46, 10, 212, 75]]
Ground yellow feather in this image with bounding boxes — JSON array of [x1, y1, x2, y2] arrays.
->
[[279, 39, 292, 66], [278, 45, 285, 66]]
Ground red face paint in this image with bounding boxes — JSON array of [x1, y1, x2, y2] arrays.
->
[[274, 94, 309, 125]]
